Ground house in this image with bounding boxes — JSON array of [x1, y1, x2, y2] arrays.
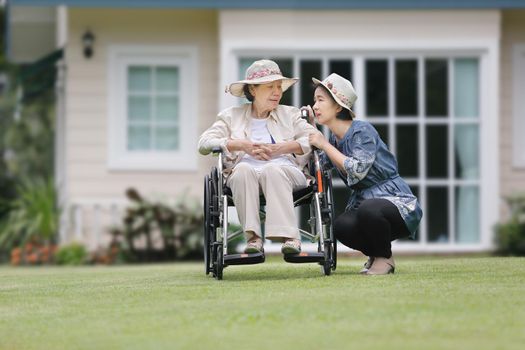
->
[[5, 0, 525, 253]]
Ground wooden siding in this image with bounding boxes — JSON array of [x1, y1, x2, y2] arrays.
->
[[500, 10, 525, 219], [65, 9, 218, 203]]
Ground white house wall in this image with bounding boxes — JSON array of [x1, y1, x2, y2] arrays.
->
[[501, 10, 525, 218], [64, 9, 218, 246], [65, 8, 217, 199], [8, 6, 56, 63]]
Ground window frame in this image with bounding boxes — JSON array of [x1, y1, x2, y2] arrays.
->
[[107, 45, 198, 171]]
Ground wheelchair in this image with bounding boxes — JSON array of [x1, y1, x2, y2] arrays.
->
[[203, 142, 337, 280]]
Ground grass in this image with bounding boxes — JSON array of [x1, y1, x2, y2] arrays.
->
[[0, 256, 524, 350]]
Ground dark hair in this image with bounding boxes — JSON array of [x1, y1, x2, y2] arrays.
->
[[315, 84, 354, 121], [336, 108, 354, 121], [243, 84, 256, 102]]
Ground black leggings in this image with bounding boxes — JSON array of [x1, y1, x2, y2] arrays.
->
[[334, 198, 410, 258]]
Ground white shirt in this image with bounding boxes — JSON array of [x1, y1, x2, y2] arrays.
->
[[239, 117, 302, 174]]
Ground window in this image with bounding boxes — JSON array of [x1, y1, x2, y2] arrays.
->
[[238, 54, 481, 245], [108, 45, 197, 171], [365, 57, 481, 244], [127, 66, 180, 151]]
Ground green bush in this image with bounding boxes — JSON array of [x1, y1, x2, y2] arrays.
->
[[0, 177, 58, 252], [55, 243, 88, 265], [495, 194, 525, 256], [227, 223, 243, 253]]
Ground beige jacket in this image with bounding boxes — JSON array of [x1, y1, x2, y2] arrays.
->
[[198, 104, 318, 174]]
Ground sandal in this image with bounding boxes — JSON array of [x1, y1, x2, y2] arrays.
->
[[359, 257, 375, 274], [243, 238, 263, 254], [365, 257, 395, 275], [281, 239, 301, 255]]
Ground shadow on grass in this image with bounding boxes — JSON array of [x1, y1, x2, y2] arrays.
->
[[205, 261, 326, 282], [207, 258, 445, 281], [219, 274, 325, 282], [207, 259, 368, 282]]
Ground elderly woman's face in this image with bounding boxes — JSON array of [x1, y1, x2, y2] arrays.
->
[[249, 80, 283, 111]]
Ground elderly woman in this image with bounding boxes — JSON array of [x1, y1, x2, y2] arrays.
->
[[305, 73, 422, 275], [198, 60, 317, 255]]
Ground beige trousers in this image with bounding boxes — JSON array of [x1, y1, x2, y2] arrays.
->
[[227, 162, 307, 241]]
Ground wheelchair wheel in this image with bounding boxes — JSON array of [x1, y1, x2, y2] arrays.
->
[[332, 239, 337, 271], [324, 170, 337, 271], [203, 175, 212, 275], [322, 240, 333, 276], [215, 244, 224, 280], [204, 168, 220, 276]]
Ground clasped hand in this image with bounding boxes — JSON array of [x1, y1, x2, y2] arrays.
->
[[246, 143, 282, 161]]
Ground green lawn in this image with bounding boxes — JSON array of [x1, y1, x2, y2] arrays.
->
[[1, 256, 524, 350]]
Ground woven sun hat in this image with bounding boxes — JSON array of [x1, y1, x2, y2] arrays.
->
[[312, 73, 357, 111], [226, 59, 299, 98]]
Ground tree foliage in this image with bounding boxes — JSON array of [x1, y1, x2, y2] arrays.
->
[[0, 8, 57, 259]]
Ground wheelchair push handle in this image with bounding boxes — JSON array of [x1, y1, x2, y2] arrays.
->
[[300, 107, 314, 124], [300, 108, 324, 193], [301, 108, 319, 150]]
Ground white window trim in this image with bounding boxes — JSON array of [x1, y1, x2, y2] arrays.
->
[[227, 48, 497, 251], [107, 45, 198, 171], [512, 44, 525, 168]]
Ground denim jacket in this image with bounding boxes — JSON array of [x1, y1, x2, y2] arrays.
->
[[198, 104, 318, 175], [320, 120, 423, 238]]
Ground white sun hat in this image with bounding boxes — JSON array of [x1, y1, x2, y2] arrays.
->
[[312, 73, 358, 112], [226, 59, 299, 98]]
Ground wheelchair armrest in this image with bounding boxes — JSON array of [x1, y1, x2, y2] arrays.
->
[[211, 147, 223, 154]]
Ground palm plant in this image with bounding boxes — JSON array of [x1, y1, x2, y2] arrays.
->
[[0, 177, 58, 251]]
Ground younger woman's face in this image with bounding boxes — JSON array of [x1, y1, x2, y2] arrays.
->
[[312, 86, 342, 124]]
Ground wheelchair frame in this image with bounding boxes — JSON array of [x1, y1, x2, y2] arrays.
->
[[203, 146, 337, 280]]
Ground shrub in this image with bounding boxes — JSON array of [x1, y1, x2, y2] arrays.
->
[[109, 188, 204, 262], [0, 177, 58, 253], [89, 241, 123, 265], [55, 243, 88, 265], [495, 194, 525, 256]]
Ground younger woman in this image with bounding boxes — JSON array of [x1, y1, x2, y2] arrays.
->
[[306, 73, 422, 275]]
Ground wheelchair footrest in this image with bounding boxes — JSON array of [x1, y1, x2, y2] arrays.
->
[[224, 252, 265, 266], [283, 252, 325, 264]]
